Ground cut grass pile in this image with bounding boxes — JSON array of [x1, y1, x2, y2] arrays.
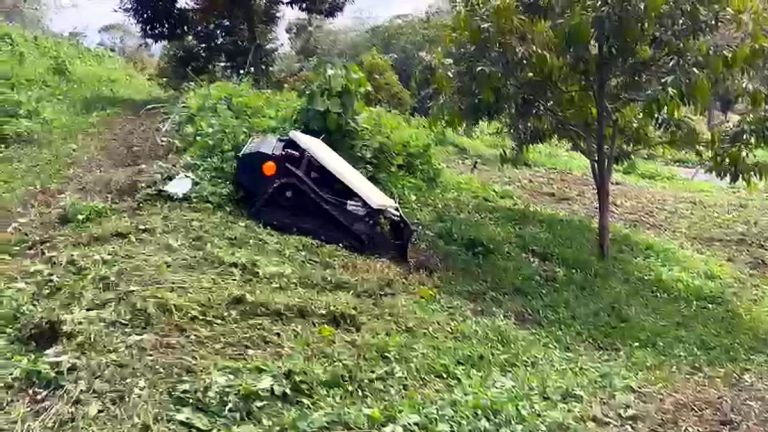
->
[[0, 24, 164, 209]]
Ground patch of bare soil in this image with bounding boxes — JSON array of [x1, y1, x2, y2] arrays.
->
[[642, 377, 768, 432], [69, 110, 178, 203], [12, 110, 180, 251]]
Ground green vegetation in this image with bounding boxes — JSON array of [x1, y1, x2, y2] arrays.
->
[[297, 63, 370, 146], [443, 0, 768, 257], [4, 14, 768, 432], [6, 131, 768, 430], [1, 24, 163, 209], [9, 174, 768, 430], [176, 68, 439, 204], [359, 49, 413, 114], [177, 82, 301, 206]]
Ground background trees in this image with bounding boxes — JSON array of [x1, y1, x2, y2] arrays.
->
[[117, 0, 768, 259], [445, 0, 768, 257], [1, 0, 45, 30], [119, 0, 353, 84], [97, 23, 142, 55]]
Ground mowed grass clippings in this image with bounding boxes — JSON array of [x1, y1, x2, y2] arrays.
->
[[6, 175, 768, 431]]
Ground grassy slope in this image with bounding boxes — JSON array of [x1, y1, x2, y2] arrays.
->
[[6, 170, 767, 431], [4, 30, 768, 432], [0, 24, 164, 210]]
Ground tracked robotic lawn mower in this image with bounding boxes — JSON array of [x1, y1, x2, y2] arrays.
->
[[235, 131, 413, 261]]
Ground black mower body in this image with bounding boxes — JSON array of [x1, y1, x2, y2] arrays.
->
[[235, 133, 413, 261]]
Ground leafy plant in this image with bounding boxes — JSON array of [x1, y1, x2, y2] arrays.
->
[[360, 49, 413, 114], [120, 0, 353, 85], [354, 108, 441, 191], [297, 62, 370, 147], [176, 82, 301, 206], [60, 199, 113, 225]]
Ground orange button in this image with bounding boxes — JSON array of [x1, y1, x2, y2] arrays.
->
[[262, 161, 277, 177]]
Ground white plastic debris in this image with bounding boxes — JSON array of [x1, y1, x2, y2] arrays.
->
[[163, 174, 193, 199]]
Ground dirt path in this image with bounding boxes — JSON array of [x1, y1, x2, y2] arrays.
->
[[645, 378, 768, 432], [20, 110, 177, 220], [12, 109, 181, 264], [68, 110, 177, 203]]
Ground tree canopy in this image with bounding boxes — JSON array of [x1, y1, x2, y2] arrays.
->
[[445, 0, 768, 257], [119, 0, 352, 83]]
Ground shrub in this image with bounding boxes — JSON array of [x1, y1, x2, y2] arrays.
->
[[355, 108, 441, 191], [176, 82, 301, 205], [177, 72, 441, 206], [360, 49, 413, 114], [297, 62, 370, 147], [297, 63, 439, 193], [60, 200, 112, 225]]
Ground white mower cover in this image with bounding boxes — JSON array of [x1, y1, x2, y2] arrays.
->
[[289, 131, 400, 214]]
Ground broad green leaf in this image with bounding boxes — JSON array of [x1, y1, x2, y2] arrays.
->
[[310, 93, 328, 111], [566, 15, 591, 49]]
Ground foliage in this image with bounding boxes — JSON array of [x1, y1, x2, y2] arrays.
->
[[119, 0, 352, 85], [445, 0, 768, 257], [96, 22, 157, 74], [5, 24, 768, 429], [359, 49, 413, 114], [5, 162, 768, 430], [285, 17, 370, 65], [366, 12, 450, 116], [297, 62, 370, 146], [434, 121, 511, 159], [0, 24, 163, 208], [154, 39, 211, 89], [710, 111, 768, 183], [176, 82, 301, 206], [176, 77, 440, 204], [97, 23, 139, 55], [278, 11, 450, 116], [59, 199, 113, 226], [0, 0, 45, 30], [618, 160, 680, 183], [354, 108, 440, 191]]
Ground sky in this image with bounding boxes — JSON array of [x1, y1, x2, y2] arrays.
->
[[46, 0, 436, 46]]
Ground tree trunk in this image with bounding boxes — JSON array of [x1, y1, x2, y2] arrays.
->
[[594, 15, 611, 259], [707, 101, 715, 131], [239, 0, 258, 75], [596, 176, 611, 258]]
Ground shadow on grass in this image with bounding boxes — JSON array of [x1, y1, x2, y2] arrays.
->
[[424, 195, 768, 368]]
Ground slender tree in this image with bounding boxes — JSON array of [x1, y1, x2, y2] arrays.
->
[[447, 0, 768, 258]]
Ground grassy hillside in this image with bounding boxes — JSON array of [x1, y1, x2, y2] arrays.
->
[[3, 28, 768, 432], [0, 24, 164, 209]]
